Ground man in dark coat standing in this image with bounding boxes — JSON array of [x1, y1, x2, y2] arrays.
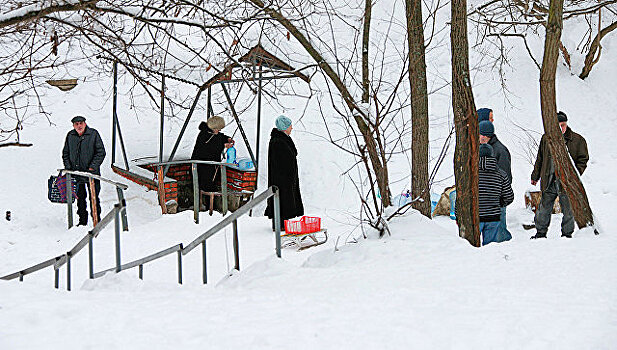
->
[[479, 118, 512, 239], [191, 116, 233, 193], [530, 111, 589, 239], [264, 115, 304, 231], [62, 116, 106, 226]]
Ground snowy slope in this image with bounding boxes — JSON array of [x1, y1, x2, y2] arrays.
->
[[2, 3, 617, 349]]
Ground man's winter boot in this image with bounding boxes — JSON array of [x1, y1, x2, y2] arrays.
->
[[530, 232, 547, 239], [561, 232, 573, 238]]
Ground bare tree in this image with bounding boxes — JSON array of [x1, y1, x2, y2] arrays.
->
[[451, 0, 480, 246], [405, 0, 431, 218], [539, 0, 596, 230]]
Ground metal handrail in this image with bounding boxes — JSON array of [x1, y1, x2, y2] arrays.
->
[[0, 203, 127, 291], [58, 169, 129, 190], [91, 186, 282, 285], [57, 169, 129, 230], [144, 159, 255, 224]]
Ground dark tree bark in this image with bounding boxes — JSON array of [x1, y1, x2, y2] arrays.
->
[[405, 0, 431, 218], [540, 0, 595, 229], [362, 0, 372, 103], [579, 21, 617, 79], [451, 0, 480, 246]]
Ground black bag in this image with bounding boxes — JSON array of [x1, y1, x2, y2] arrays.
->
[[48, 174, 77, 203]]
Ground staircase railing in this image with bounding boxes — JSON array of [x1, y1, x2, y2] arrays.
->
[[92, 186, 282, 285], [58, 169, 129, 230], [1, 201, 128, 291], [2, 186, 281, 290]]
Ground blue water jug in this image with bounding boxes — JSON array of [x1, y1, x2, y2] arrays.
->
[[449, 190, 456, 220], [226, 146, 236, 164]]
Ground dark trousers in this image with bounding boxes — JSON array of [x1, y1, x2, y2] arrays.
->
[[534, 178, 574, 236], [76, 180, 101, 224]]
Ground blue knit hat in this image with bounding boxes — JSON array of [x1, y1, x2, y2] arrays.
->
[[477, 108, 492, 122], [479, 120, 494, 137], [275, 115, 292, 131], [479, 143, 494, 157]]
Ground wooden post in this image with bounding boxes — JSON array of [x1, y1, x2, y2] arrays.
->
[[158, 166, 167, 214], [89, 178, 99, 227]]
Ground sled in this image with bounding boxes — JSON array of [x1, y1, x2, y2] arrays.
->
[[281, 229, 328, 251]]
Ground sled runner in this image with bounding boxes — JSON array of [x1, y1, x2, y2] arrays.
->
[[281, 229, 328, 251]]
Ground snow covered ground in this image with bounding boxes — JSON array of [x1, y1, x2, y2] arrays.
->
[[2, 4, 617, 349]]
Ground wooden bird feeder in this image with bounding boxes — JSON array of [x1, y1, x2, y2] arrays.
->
[[47, 78, 78, 91]]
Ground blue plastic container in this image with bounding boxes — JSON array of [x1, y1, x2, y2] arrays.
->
[[449, 190, 456, 220], [226, 146, 237, 164], [430, 192, 440, 215], [237, 157, 254, 170]]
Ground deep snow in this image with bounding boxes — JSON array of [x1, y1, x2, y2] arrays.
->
[[2, 3, 617, 349]]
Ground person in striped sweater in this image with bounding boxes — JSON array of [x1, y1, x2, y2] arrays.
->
[[478, 143, 514, 245]]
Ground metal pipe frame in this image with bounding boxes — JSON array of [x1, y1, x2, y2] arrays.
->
[[66, 173, 73, 229], [221, 84, 257, 168], [163, 87, 205, 178], [192, 164, 200, 224], [159, 75, 165, 164]]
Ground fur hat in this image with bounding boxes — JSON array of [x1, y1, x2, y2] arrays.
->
[[207, 116, 225, 130], [479, 143, 494, 157], [71, 116, 86, 123], [479, 120, 495, 137], [557, 111, 568, 122], [477, 108, 492, 122], [275, 115, 292, 131]]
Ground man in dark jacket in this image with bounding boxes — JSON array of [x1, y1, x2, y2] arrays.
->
[[530, 111, 589, 239], [191, 116, 233, 211], [264, 115, 304, 231], [478, 144, 514, 245], [479, 119, 512, 239], [62, 116, 106, 226]]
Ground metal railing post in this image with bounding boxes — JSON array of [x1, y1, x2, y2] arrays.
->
[[201, 241, 207, 284], [221, 166, 228, 215], [116, 187, 128, 231], [66, 253, 71, 291], [233, 219, 239, 270], [54, 268, 59, 289], [273, 188, 282, 258], [19, 272, 23, 282], [177, 244, 183, 285], [88, 234, 94, 279], [192, 164, 199, 224], [66, 173, 73, 229], [114, 204, 121, 272], [139, 265, 143, 280]]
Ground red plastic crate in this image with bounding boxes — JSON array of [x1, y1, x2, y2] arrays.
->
[[284, 216, 321, 234]]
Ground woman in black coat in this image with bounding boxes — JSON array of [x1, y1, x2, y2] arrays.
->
[[191, 116, 233, 193], [264, 115, 304, 230]]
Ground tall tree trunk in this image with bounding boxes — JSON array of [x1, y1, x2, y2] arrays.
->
[[247, 0, 391, 207], [451, 0, 480, 246], [540, 0, 595, 229], [405, 0, 431, 218], [362, 0, 372, 103]]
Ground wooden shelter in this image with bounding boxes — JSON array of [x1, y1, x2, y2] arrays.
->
[[108, 44, 310, 213]]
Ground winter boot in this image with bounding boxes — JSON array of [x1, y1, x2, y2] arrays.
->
[[530, 232, 547, 239], [561, 232, 573, 238]]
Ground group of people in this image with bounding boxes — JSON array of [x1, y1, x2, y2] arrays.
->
[[61, 107, 588, 242], [475, 108, 589, 245], [61, 113, 305, 230], [190, 114, 303, 229]]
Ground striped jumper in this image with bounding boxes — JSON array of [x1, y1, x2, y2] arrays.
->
[[479, 156, 514, 222]]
